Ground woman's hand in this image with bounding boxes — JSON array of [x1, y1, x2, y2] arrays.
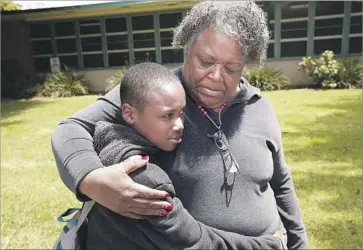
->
[[79, 155, 172, 219]]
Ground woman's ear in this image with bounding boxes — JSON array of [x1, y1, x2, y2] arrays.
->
[[121, 103, 136, 125]]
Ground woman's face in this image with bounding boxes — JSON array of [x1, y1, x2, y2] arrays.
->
[[183, 26, 244, 112]]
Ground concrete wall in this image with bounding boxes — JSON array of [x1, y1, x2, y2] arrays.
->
[[265, 59, 313, 88]]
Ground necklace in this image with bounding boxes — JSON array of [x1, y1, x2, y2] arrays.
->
[[197, 102, 227, 130]]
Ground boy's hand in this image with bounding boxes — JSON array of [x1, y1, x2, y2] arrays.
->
[[79, 155, 172, 219]]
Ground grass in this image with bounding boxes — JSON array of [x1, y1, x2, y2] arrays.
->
[[1, 90, 362, 249]]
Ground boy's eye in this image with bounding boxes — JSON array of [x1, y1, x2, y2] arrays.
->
[[163, 113, 173, 120]]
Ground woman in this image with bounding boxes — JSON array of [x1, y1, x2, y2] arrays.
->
[[52, 1, 307, 249]]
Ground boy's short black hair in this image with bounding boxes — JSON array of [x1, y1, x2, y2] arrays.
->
[[120, 62, 181, 110]]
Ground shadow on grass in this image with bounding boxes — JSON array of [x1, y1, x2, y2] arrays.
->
[[283, 95, 361, 163], [1, 99, 53, 127], [280, 94, 362, 247]]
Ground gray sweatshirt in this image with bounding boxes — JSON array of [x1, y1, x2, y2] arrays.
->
[[87, 121, 285, 249], [51, 68, 308, 249]]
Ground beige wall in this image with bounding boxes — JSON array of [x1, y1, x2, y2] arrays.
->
[[80, 60, 313, 93], [266, 59, 313, 88]]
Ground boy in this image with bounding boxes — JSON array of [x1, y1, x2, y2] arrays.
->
[[87, 62, 286, 249]]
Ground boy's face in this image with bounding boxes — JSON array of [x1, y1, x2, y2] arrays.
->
[[124, 83, 186, 151]]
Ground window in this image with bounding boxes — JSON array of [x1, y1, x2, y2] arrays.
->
[[81, 37, 102, 52], [30, 23, 50, 38], [160, 12, 182, 29], [32, 40, 52, 55], [161, 50, 183, 64], [132, 15, 153, 30], [351, 1, 362, 13], [314, 18, 343, 37], [54, 22, 74, 36], [83, 54, 104, 68], [350, 15, 362, 34], [349, 37, 362, 54], [59, 55, 78, 69], [107, 35, 128, 50], [314, 38, 341, 54], [281, 1, 308, 19], [315, 1, 344, 16], [56, 38, 77, 54], [108, 52, 129, 66], [281, 21, 307, 39], [133, 33, 155, 49], [106, 17, 127, 33], [34, 57, 51, 72], [80, 19, 103, 68], [134, 51, 156, 64], [30, 23, 52, 72], [267, 43, 274, 58], [132, 15, 155, 64], [281, 41, 307, 57], [159, 12, 184, 64]]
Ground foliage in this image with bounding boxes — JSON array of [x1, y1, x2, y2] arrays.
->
[[244, 67, 290, 91], [337, 57, 363, 89], [104, 67, 127, 93], [298, 50, 363, 89], [37, 66, 89, 98], [0, 0, 21, 10], [1, 74, 46, 99]]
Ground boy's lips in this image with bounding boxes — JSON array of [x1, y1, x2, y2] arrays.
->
[[169, 137, 182, 144]]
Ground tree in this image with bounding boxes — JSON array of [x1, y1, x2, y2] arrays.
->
[[0, 0, 21, 11]]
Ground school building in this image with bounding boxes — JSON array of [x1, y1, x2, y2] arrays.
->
[[2, 1, 362, 91]]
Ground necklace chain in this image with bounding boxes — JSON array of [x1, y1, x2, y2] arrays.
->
[[197, 102, 227, 130]]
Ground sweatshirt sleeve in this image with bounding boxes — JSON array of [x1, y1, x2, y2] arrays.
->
[[131, 163, 285, 250], [51, 85, 123, 201], [267, 102, 308, 250]]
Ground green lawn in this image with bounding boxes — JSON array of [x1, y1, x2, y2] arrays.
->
[[1, 90, 361, 249]]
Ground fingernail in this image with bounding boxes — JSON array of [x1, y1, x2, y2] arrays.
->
[[142, 155, 149, 160], [164, 205, 173, 211], [129, 155, 141, 160], [160, 211, 169, 216], [164, 193, 170, 198]]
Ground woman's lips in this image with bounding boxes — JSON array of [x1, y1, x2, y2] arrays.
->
[[197, 86, 223, 97]]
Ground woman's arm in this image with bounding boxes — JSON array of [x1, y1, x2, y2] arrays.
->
[[51, 85, 171, 217], [266, 101, 308, 250]]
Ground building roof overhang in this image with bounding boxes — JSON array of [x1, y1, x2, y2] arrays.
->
[[2, 0, 196, 22]]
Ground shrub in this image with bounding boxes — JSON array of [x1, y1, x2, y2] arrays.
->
[[1, 74, 47, 99], [104, 68, 127, 93], [244, 67, 290, 91], [37, 66, 89, 98], [338, 57, 363, 89], [298, 50, 362, 89], [298, 50, 340, 89]]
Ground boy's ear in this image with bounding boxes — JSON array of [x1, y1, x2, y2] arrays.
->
[[121, 103, 137, 125]]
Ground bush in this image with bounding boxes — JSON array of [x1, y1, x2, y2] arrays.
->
[[338, 57, 363, 89], [298, 50, 340, 89], [244, 67, 290, 91], [1, 74, 47, 99], [104, 68, 127, 93], [37, 66, 89, 98], [298, 50, 362, 89]]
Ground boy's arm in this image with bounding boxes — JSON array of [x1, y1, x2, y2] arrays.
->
[[131, 164, 286, 250]]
